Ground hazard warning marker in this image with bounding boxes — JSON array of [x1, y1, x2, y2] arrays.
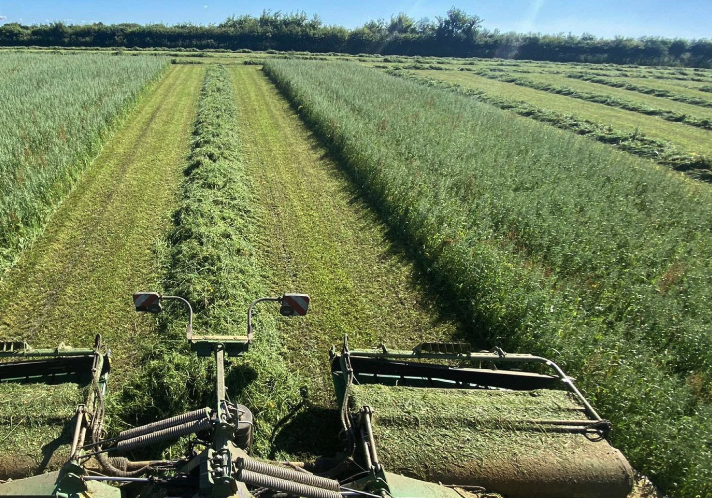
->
[[134, 292, 162, 313], [280, 294, 310, 316]]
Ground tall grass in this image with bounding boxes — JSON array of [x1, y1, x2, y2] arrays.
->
[[0, 53, 168, 275], [264, 59, 712, 497], [116, 65, 303, 458]]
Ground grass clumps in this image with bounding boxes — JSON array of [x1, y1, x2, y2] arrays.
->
[[263, 59, 712, 497], [114, 64, 304, 458]]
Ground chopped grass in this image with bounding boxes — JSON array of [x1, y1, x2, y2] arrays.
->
[[349, 384, 630, 496], [114, 65, 304, 458]]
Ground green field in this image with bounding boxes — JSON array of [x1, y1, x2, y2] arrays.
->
[[0, 63, 204, 474], [0, 53, 169, 275], [1, 50, 712, 498], [414, 69, 712, 154], [264, 58, 712, 497]]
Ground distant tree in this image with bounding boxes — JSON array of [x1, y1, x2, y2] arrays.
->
[[436, 7, 482, 40], [415, 17, 436, 36], [362, 18, 387, 36], [388, 13, 416, 34], [668, 39, 688, 58]]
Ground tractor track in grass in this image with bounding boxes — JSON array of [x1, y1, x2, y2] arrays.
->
[[230, 65, 463, 414], [0, 65, 204, 386]]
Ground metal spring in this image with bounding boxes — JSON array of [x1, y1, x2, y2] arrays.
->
[[237, 469, 342, 498], [117, 417, 212, 452], [118, 407, 211, 441], [238, 458, 340, 491]]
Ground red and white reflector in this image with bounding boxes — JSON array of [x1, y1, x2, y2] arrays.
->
[[134, 292, 161, 313], [281, 294, 310, 316]]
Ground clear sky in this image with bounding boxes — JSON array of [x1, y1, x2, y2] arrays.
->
[[0, 0, 709, 40]]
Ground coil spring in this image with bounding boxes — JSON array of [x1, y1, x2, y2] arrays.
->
[[238, 469, 342, 498], [239, 458, 340, 491], [117, 417, 212, 452], [118, 407, 210, 441]]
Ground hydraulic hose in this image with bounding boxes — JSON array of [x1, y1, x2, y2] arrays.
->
[[96, 449, 150, 477]]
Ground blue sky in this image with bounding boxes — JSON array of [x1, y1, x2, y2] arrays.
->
[[0, 1, 709, 40]]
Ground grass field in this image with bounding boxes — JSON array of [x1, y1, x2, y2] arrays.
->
[[407, 69, 712, 178], [624, 76, 712, 98], [521, 71, 712, 115], [264, 59, 712, 497], [0, 64, 203, 380], [0, 53, 169, 275], [2, 50, 712, 497], [229, 64, 461, 455]]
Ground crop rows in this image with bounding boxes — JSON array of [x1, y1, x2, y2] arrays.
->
[[264, 59, 711, 497], [0, 53, 169, 275], [565, 73, 712, 108], [390, 69, 711, 180], [461, 68, 712, 130], [116, 65, 302, 457]]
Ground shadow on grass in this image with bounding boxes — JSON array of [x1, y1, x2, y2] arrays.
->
[[269, 406, 343, 460]]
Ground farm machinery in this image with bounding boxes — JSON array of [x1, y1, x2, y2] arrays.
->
[[0, 292, 634, 498]]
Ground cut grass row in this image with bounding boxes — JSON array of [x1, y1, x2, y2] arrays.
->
[[613, 76, 712, 100], [462, 67, 712, 131], [0, 53, 169, 276], [115, 64, 303, 458], [263, 59, 712, 497], [404, 69, 711, 178], [565, 72, 712, 108]]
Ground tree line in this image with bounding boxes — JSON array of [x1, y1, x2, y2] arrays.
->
[[1, 9, 710, 68]]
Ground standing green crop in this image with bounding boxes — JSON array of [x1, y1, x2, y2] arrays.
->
[[264, 59, 712, 498], [0, 53, 168, 275]]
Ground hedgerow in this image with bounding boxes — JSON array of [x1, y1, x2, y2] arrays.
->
[[264, 59, 712, 497]]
